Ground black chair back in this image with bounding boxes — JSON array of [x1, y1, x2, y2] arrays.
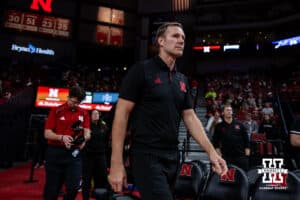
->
[[174, 160, 208, 200], [202, 164, 249, 200]]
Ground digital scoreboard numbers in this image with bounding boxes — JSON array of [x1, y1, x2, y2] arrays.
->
[[55, 18, 71, 37], [4, 10, 71, 38], [4, 10, 23, 30], [23, 12, 39, 32], [39, 16, 55, 34]]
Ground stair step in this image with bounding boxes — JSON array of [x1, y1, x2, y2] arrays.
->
[[186, 152, 209, 163]]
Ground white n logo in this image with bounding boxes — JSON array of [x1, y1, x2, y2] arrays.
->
[[30, 0, 53, 13], [49, 88, 58, 98]]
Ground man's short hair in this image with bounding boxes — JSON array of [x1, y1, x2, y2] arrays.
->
[[154, 22, 183, 48], [223, 104, 232, 111], [69, 85, 86, 102]]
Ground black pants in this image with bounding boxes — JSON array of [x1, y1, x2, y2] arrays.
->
[[131, 150, 180, 200], [44, 146, 82, 200], [82, 152, 108, 200], [224, 155, 249, 172]]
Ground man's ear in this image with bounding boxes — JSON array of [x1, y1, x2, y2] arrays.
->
[[158, 37, 164, 47]]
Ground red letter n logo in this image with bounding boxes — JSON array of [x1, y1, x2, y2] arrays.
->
[[220, 168, 236, 183], [30, 0, 53, 13], [179, 163, 193, 177]]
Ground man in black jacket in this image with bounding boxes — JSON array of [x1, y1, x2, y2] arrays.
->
[[82, 109, 108, 200], [213, 104, 250, 171]]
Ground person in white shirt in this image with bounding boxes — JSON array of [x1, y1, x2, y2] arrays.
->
[[206, 111, 222, 141], [261, 102, 274, 117], [243, 113, 259, 140]]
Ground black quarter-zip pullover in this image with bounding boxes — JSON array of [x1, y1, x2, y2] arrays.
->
[[213, 119, 250, 157], [119, 56, 193, 150]]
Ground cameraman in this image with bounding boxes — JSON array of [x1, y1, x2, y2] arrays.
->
[[43, 86, 91, 200]]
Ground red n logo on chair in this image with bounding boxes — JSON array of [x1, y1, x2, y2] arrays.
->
[[179, 163, 193, 177], [30, 0, 53, 13], [220, 168, 236, 182]]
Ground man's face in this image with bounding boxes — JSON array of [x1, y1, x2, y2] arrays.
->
[[264, 114, 270, 121], [3, 92, 11, 99], [214, 112, 220, 118], [223, 106, 233, 118], [245, 114, 251, 121], [159, 26, 185, 58], [68, 97, 80, 109]]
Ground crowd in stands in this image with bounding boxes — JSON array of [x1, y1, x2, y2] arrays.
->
[[60, 66, 125, 92], [0, 60, 128, 104], [204, 72, 277, 123], [1, 60, 298, 140], [203, 71, 285, 164], [1, 59, 300, 170]]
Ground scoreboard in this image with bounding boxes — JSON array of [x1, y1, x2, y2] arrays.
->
[[4, 10, 71, 38]]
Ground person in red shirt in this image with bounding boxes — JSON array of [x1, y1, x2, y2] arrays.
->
[[43, 85, 91, 200]]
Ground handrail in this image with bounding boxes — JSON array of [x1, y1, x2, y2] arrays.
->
[[276, 90, 289, 135]]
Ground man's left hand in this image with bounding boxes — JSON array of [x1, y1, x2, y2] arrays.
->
[[78, 141, 86, 150]]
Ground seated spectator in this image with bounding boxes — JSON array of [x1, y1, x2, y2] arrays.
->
[[247, 93, 256, 108], [259, 114, 278, 140], [236, 102, 249, 121], [243, 113, 259, 140], [280, 82, 288, 93], [224, 92, 235, 105], [3, 90, 11, 100], [251, 107, 261, 122], [243, 82, 252, 95], [232, 92, 244, 112], [261, 102, 274, 118], [205, 87, 217, 99], [206, 99, 220, 118], [265, 91, 274, 104], [257, 99, 263, 111]]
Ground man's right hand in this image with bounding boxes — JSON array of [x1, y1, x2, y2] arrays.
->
[[62, 135, 73, 149], [209, 151, 228, 176], [108, 163, 127, 192]]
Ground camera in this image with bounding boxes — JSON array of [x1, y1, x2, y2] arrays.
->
[[71, 120, 85, 157], [73, 135, 85, 146], [71, 120, 84, 135]]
